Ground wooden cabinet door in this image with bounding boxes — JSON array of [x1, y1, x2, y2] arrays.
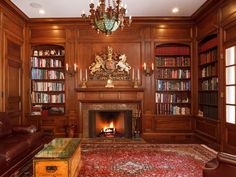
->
[[4, 34, 23, 125]]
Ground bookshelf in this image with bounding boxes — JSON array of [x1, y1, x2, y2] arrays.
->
[[30, 45, 65, 116], [155, 44, 191, 116], [198, 34, 218, 120]]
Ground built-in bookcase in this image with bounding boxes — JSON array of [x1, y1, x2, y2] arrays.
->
[[155, 44, 191, 116], [30, 45, 65, 116], [198, 34, 218, 120]]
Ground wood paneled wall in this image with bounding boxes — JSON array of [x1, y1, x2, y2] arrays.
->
[[27, 20, 193, 137], [0, 1, 27, 125]]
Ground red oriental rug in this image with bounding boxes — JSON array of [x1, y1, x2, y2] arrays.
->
[[79, 144, 216, 177]]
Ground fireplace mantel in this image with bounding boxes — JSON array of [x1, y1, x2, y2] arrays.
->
[[76, 88, 144, 92], [76, 87, 144, 102]]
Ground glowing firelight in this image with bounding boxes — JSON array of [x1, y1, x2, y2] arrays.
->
[[103, 121, 116, 133]]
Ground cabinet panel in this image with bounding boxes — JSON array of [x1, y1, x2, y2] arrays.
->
[[224, 25, 236, 44], [153, 26, 192, 40], [30, 29, 66, 43], [226, 126, 236, 147], [221, 0, 236, 23], [155, 118, 191, 130], [5, 37, 22, 125], [196, 10, 218, 40], [8, 61, 21, 96], [195, 117, 219, 140], [119, 92, 138, 100], [3, 14, 24, 39]]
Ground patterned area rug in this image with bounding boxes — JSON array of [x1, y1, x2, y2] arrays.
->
[[79, 144, 216, 177], [13, 143, 216, 177]]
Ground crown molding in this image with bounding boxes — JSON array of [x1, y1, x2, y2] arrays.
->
[[191, 0, 224, 22], [28, 16, 193, 25], [0, 0, 29, 21]]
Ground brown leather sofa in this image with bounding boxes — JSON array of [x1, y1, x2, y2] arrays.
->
[[203, 152, 236, 177], [0, 112, 50, 177]]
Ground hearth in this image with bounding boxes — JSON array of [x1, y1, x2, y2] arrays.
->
[[89, 110, 132, 138]]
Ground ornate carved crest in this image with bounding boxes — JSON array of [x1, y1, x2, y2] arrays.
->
[[88, 46, 131, 80]]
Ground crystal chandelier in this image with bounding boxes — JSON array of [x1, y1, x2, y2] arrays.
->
[[81, 0, 132, 35]]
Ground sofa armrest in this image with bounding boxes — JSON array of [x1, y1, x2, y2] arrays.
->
[[12, 125, 37, 134], [203, 152, 236, 177], [204, 158, 219, 170], [218, 152, 236, 165]]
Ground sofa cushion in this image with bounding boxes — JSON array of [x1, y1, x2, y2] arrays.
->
[[0, 136, 30, 162], [12, 125, 37, 134], [20, 131, 44, 147]]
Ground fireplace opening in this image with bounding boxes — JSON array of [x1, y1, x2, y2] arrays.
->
[[89, 110, 132, 138]]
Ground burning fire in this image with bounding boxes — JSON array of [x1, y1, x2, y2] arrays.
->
[[102, 121, 116, 133]]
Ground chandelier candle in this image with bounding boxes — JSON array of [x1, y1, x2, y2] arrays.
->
[[81, 0, 131, 35]]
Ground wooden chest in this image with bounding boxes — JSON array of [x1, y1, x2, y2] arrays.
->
[[33, 138, 81, 177]]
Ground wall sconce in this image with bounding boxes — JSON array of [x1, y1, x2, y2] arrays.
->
[[65, 63, 77, 76], [143, 62, 154, 76]]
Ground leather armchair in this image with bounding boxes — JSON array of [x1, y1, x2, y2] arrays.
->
[[203, 152, 236, 177]]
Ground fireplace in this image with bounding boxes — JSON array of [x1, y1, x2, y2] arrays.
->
[[89, 110, 132, 138], [79, 102, 141, 138]]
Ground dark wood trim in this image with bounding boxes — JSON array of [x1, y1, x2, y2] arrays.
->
[[29, 17, 193, 25], [76, 88, 144, 92], [78, 100, 142, 103]]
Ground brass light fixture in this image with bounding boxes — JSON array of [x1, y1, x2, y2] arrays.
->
[[81, 0, 132, 35]]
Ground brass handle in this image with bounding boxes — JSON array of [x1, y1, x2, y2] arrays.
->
[[46, 166, 57, 173]]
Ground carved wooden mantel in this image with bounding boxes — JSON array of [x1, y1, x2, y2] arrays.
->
[[76, 88, 144, 102]]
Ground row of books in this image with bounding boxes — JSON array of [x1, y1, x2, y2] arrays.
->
[[201, 78, 218, 91], [31, 105, 65, 116], [31, 92, 65, 103], [201, 64, 217, 78], [32, 81, 64, 92], [200, 37, 217, 52], [31, 57, 63, 68], [199, 92, 218, 106], [155, 46, 190, 56], [156, 69, 190, 79], [31, 69, 65, 80], [156, 80, 191, 91], [156, 57, 190, 67], [156, 104, 191, 115], [199, 106, 218, 119], [199, 49, 217, 65], [33, 49, 65, 57], [155, 93, 190, 103]]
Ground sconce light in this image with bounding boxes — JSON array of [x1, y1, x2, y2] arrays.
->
[[143, 62, 154, 76], [65, 63, 77, 76]]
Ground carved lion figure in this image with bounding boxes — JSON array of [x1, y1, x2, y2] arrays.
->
[[89, 55, 104, 75]]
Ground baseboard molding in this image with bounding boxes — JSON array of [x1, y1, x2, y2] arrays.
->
[[142, 132, 194, 143], [194, 133, 220, 151]]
